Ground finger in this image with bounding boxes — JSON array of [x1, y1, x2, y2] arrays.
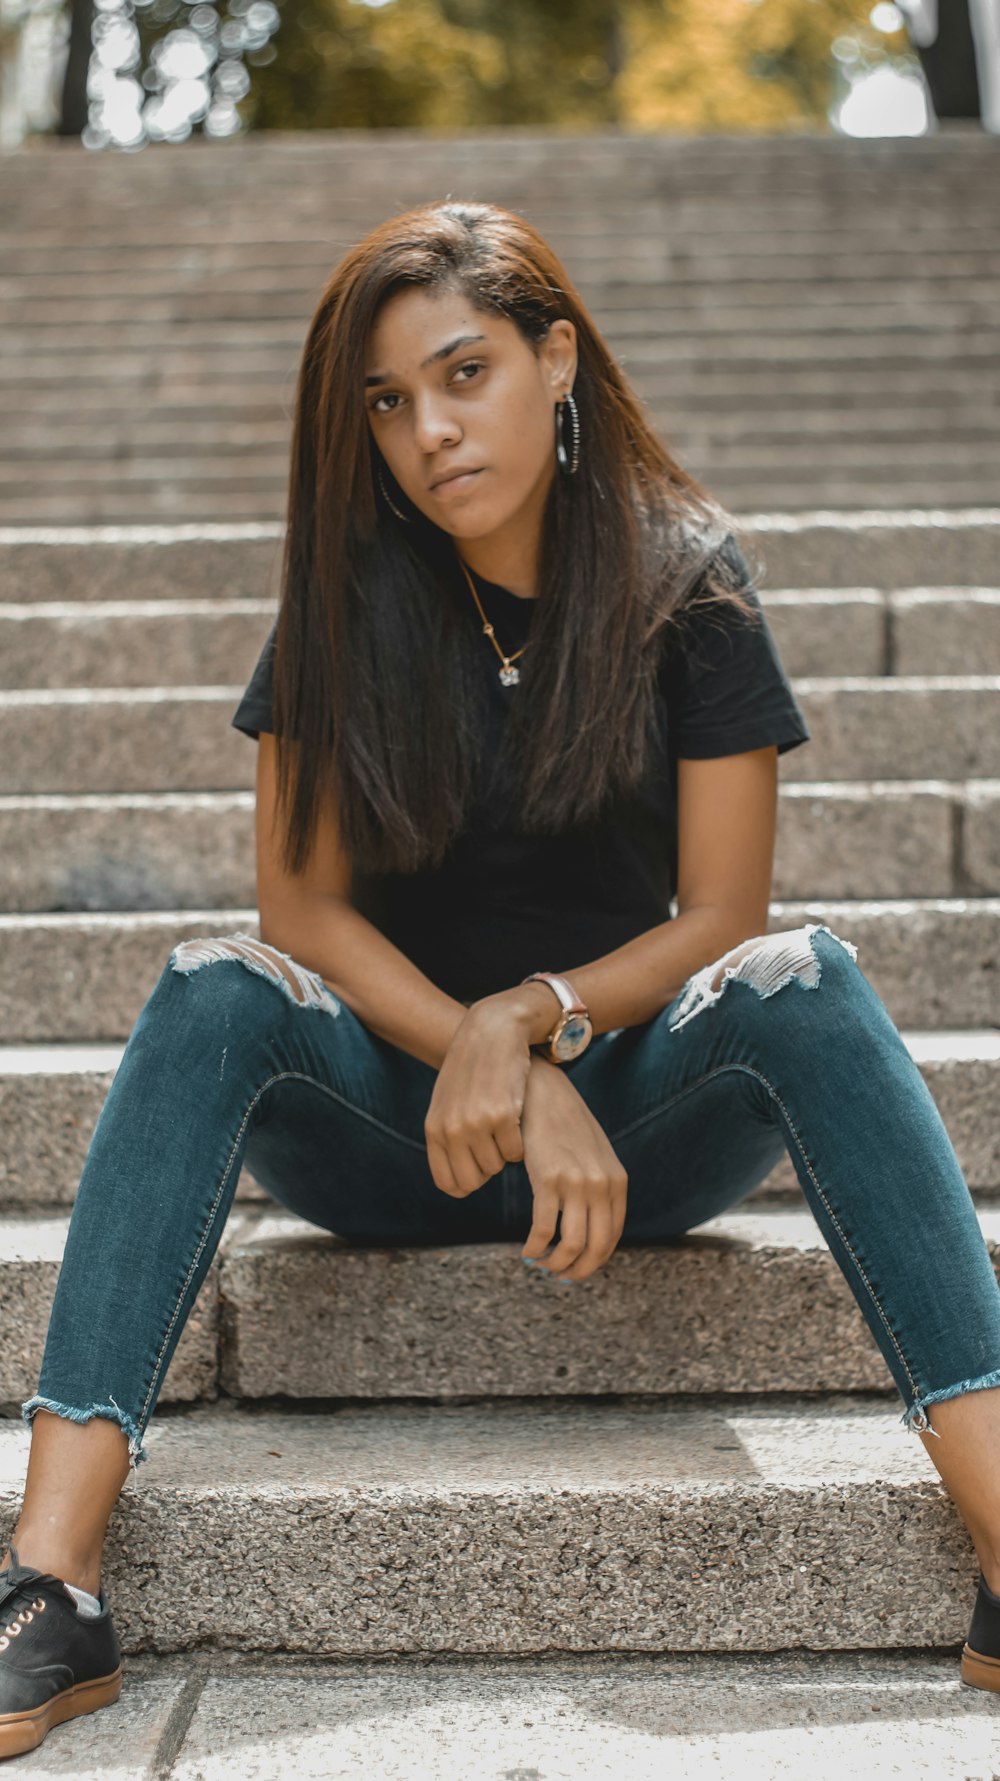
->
[[552, 1201, 615, 1282], [466, 1131, 509, 1180], [521, 1186, 560, 1261], [425, 1132, 465, 1197], [537, 1193, 589, 1276], [446, 1131, 506, 1196], [447, 1147, 491, 1196], [497, 1110, 525, 1164], [434, 1122, 493, 1197]]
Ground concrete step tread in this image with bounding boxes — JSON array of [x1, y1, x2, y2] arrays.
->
[[1, 901, 997, 1042], [0, 1397, 978, 1656], [27, 1650, 1000, 1781], [2, 689, 999, 793], [1, 516, 998, 605], [0, 1394, 944, 1493]]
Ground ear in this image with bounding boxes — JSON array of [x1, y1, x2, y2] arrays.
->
[[542, 317, 578, 394]]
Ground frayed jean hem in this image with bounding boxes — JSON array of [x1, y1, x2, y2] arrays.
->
[[901, 1366, 1000, 1437], [20, 1394, 149, 1469]]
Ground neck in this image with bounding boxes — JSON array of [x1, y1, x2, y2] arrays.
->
[[452, 538, 539, 602], [457, 556, 538, 600]]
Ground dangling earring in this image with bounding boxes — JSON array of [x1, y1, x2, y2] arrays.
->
[[377, 463, 413, 523], [555, 390, 580, 476]]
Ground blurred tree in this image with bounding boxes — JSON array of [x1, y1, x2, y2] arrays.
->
[[246, 0, 902, 134], [40, 0, 913, 145], [244, 0, 633, 131], [619, 0, 900, 131]]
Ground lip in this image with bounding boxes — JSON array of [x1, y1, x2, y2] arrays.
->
[[431, 467, 484, 492]]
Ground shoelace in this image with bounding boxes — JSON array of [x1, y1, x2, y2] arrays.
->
[[0, 1545, 74, 1649]]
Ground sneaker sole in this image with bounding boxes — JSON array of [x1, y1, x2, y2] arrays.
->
[[960, 1644, 1000, 1692], [0, 1665, 121, 1758]]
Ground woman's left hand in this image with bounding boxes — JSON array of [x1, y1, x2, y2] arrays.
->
[[424, 993, 538, 1197]]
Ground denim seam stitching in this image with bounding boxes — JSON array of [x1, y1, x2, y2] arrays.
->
[[255, 1069, 428, 1152], [137, 1067, 426, 1433], [609, 1060, 920, 1403]]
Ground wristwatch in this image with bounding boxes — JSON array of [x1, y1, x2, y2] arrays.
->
[[520, 971, 593, 1064]]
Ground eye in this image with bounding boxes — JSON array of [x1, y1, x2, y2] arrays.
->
[[368, 360, 485, 415]]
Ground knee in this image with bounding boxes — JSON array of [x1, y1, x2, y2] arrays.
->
[[707, 923, 858, 996], [166, 931, 342, 1019], [668, 922, 860, 1033]]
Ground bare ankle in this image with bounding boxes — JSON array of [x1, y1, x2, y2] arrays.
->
[[4, 1528, 103, 1598]]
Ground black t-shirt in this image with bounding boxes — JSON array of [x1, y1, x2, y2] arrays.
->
[[231, 540, 810, 1006]]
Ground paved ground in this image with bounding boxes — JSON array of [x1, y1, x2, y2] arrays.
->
[[6, 1650, 1000, 1778]]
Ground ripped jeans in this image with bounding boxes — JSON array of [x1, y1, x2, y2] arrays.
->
[[22, 921, 1000, 1467]]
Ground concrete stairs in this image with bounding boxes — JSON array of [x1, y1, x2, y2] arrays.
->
[[1, 130, 1000, 518], [1, 131, 999, 1683]]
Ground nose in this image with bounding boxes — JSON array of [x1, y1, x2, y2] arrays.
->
[[410, 389, 462, 455]]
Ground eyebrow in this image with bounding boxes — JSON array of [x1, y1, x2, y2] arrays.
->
[[364, 333, 489, 389]]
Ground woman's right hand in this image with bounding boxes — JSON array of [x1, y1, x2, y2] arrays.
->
[[518, 1055, 628, 1283]]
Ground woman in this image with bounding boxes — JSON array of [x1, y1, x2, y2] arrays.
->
[[2, 198, 1000, 1758]]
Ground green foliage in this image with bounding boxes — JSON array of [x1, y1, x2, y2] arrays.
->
[[241, 0, 911, 134]]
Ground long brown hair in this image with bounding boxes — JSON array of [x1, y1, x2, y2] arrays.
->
[[271, 198, 762, 879]]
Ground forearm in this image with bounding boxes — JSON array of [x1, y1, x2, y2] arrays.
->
[[260, 896, 750, 1073], [511, 905, 757, 1047], [259, 895, 469, 1070]]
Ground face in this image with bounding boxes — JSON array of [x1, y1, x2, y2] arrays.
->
[[363, 284, 577, 543]]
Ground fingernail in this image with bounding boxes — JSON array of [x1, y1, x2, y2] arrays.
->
[[521, 1257, 541, 1268]]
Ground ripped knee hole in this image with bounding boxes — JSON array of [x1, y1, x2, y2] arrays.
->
[[668, 922, 859, 1032], [169, 931, 342, 1016]]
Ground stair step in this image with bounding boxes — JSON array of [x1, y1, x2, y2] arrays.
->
[[0, 527, 282, 604], [5, 297, 1000, 335], [0, 780, 996, 912], [2, 1033, 997, 1211], [8, 481, 1000, 525], [1, 901, 996, 1042], [0, 1397, 976, 1654], [4, 371, 999, 415], [3, 1201, 999, 1408], [3, 274, 999, 321], [217, 1201, 1000, 1403], [0, 1040, 268, 1209], [2, 678, 998, 793], [3, 591, 1000, 684], [3, 515, 999, 601], [3, 333, 999, 383], [0, 1211, 229, 1407], [6, 444, 1000, 499], [11, 411, 1000, 460], [115, 1650, 1000, 1779]]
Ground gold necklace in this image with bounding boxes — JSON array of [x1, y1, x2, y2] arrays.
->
[[456, 555, 531, 687]]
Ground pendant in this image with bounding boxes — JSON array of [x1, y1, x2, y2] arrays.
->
[[499, 663, 520, 686]]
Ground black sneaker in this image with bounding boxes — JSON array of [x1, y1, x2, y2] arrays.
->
[[0, 1545, 121, 1759], [961, 1570, 1000, 1692]]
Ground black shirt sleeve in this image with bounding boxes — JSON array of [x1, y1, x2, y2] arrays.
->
[[665, 535, 811, 760], [230, 618, 277, 741]]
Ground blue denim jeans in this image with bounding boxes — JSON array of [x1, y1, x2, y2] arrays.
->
[[23, 921, 1000, 1468]]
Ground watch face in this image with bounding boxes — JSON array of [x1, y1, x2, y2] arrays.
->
[[552, 1015, 592, 1062]]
